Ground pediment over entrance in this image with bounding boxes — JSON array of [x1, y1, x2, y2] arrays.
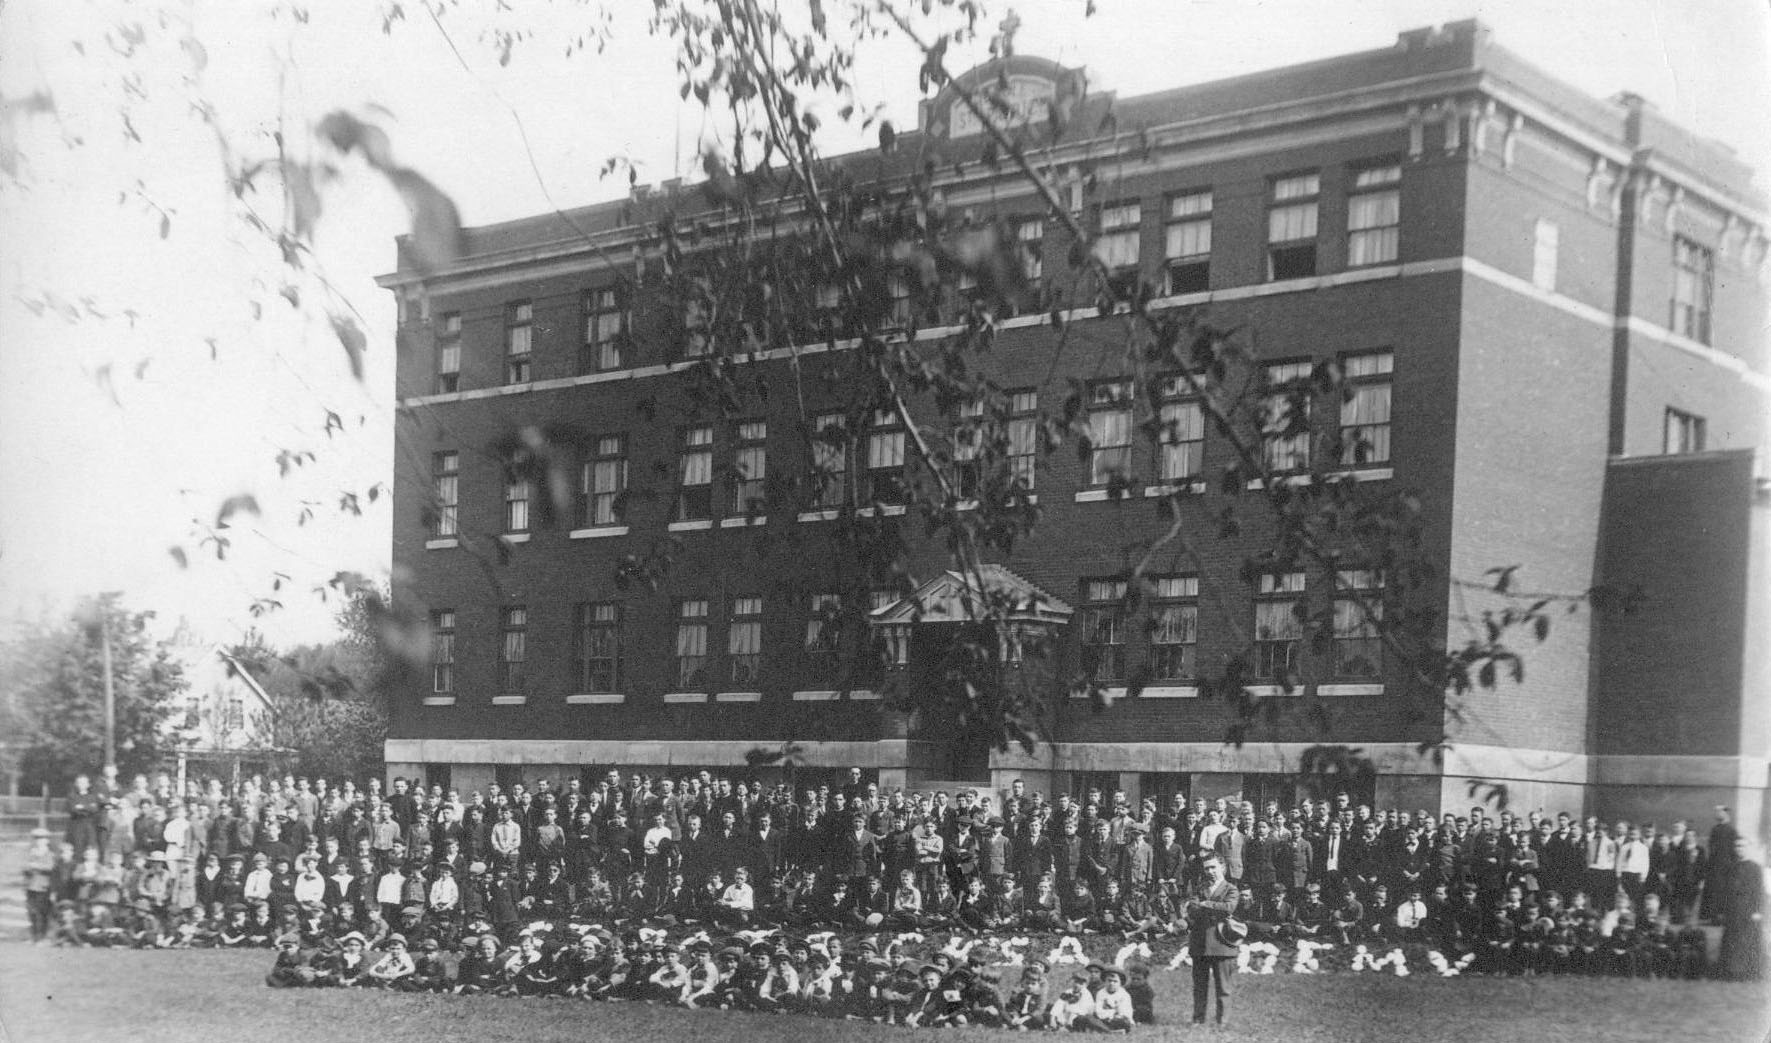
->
[[868, 564, 1073, 626]]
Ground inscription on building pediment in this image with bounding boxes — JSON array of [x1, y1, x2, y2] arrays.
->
[[949, 74, 1059, 139]]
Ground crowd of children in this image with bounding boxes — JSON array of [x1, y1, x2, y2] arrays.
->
[[19, 763, 1764, 1017]]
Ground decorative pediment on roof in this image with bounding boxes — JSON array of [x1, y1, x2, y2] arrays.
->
[[869, 565, 1073, 626]]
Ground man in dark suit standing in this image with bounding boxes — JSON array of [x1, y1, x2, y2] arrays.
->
[[1186, 854, 1240, 1026]]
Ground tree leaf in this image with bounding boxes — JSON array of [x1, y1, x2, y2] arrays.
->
[[330, 314, 366, 382], [214, 494, 261, 530], [385, 167, 463, 274]]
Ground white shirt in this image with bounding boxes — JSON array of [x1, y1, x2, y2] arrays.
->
[[1048, 989, 1096, 1029], [293, 872, 326, 905], [1094, 985, 1134, 1024], [1618, 840, 1650, 876], [720, 882, 754, 911], [1395, 899, 1428, 929], [243, 868, 273, 901], [376, 872, 405, 905], [429, 876, 460, 910]]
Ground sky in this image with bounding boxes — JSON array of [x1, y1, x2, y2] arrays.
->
[[0, 0, 1766, 651]]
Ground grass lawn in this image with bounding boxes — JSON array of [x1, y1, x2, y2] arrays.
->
[[0, 945, 1766, 1043]]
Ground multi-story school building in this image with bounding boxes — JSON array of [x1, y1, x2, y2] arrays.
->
[[377, 21, 1770, 830]]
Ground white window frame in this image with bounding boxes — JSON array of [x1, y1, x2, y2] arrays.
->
[[1346, 164, 1401, 267], [504, 301, 533, 384], [1338, 351, 1393, 467], [1164, 190, 1212, 294]]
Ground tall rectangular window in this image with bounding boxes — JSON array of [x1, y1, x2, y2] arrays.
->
[[805, 593, 842, 659], [579, 434, 626, 527], [504, 474, 530, 533], [1267, 172, 1320, 280], [872, 589, 910, 672], [676, 426, 714, 522], [1081, 578, 1128, 682], [1346, 164, 1401, 267], [731, 420, 768, 516], [500, 606, 528, 695], [575, 602, 621, 693], [504, 301, 533, 384], [1095, 202, 1142, 295], [1332, 570, 1383, 679], [811, 412, 848, 509], [436, 312, 461, 394], [1671, 237, 1714, 344], [1088, 381, 1133, 487], [953, 399, 984, 499], [431, 610, 455, 693], [583, 287, 625, 372], [1664, 408, 1707, 454], [1017, 218, 1045, 282], [864, 408, 906, 504], [1149, 577, 1198, 681], [683, 298, 711, 358], [1339, 351, 1393, 467], [224, 697, 244, 732], [675, 599, 709, 689], [432, 451, 459, 537], [1532, 219, 1559, 292], [1157, 377, 1205, 484], [887, 271, 913, 328], [728, 596, 763, 685], [1253, 572, 1304, 680], [1007, 390, 1038, 491], [1261, 361, 1313, 472], [1164, 190, 1212, 294]]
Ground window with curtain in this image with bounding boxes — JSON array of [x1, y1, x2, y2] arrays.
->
[[1347, 165, 1401, 267], [1088, 381, 1133, 486], [676, 600, 709, 688]]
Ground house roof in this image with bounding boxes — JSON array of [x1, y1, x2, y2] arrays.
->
[[869, 564, 1073, 626]]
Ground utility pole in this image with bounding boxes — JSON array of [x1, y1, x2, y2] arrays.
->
[[101, 620, 116, 773]]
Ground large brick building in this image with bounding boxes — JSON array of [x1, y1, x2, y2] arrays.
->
[[377, 21, 1770, 829]]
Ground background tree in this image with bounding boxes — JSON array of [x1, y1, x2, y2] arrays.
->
[[0, 594, 185, 791], [224, 583, 393, 783]]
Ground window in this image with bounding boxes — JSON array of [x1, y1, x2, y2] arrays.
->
[[805, 593, 843, 656], [223, 697, 244, 733], [579, 434, 626, 527], [1253, 572, 1304, 680], [728, 596, 763, 685], [1164, 190, 1212, 294], [1261, 361, 1313, 472], [1346, 165, 1401, 267], [1088, 381, 1133, 487], [1081, 578, 1128, 682], [504, 473, 530, 533], [676, 599, 709, 688], [573, 603, 620, 693], [1094, 202, 1142, 295], [1016, 218, 1045, 282], [887, 271, 913, 328], [431, 610, 456, 693], [864, 408, 906, 504], [1156, 377, 1204, 483], [731, 421, 767, 516], [504, 301, 533, 384], [1671, 237, 1713, 344], [436, 312, 461, 394], [583, 287, 625, 372], [1338, 351, 1393, 466], [811, 412, 848, 509], [1664, 408, 1707, 454], [813, 282, 843, 338], [500, 607, 528, 695], [1267, 173, 1320, 280], [676, 426, 714, 522], [683, 298, 711, 358], [1332, 570, 1383, 679], [431, 451, 459, 537], [1007, 390, 1038, 491], [1149, 577, 1198, 681], [1532, 220, 1559, 292], [953, 400, 984, 499]]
